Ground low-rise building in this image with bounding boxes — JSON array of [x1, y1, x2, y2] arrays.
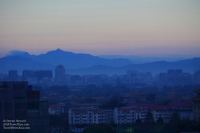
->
[[71, 102, 101, 108], [117, 102, 194, 124], [49, 105, 64, 115], [68, 108, 113, 125], [114, 107, 148, 124], [69, 101, 194, 125], [191, 90, 200, 121]]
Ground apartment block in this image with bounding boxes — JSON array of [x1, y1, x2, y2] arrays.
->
[[68, 108, 113, 125], [114, 107, 148, 124]]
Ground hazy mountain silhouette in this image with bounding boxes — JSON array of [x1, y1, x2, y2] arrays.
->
[[1, 49, 199, 75], [0, 56, 54, 74], [0, 49, 131, 73], [6, 49, 131, 69], [99, 55, 189, 64], [67, 58, 200, 75]]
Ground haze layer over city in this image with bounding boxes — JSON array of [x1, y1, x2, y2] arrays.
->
[[0, 0, 200, 133]]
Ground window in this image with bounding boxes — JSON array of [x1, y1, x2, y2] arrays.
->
[[4, 103, 12, 111], [28, 102, 39, 109]]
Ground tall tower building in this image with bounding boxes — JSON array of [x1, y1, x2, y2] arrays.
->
[[55, 65, 65, 83], [8, 70, 18, 81]]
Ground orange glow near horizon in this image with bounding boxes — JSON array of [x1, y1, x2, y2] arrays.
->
[[0, 0, 200, 57]]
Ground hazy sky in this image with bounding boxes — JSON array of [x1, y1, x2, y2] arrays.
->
[[0, 0, 200, 57]]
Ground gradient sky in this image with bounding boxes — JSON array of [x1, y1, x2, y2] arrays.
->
[[0, 0, 200, 57]]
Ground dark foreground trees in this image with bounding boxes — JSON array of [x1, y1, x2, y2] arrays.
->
[[82, 125, 115, 133]]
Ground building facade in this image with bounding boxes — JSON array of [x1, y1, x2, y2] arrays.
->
[[0, 81, 49, 133], [191, 90, 200, 121], [9, 70, 18, 81], [114, 107, 149, 124], [55, 65, 66, 84], [69, 108, 113, 125]]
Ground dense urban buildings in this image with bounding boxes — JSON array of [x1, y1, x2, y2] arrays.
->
[[22, 70, 52, 84], [1, 67, 199, 86], [0, 67, 200, 132], [158, 69, 194, 85]]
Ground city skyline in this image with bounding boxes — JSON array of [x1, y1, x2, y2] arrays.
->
[[0, 0, 200, 57]]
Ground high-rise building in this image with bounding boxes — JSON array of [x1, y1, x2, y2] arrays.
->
[[34, 70, 52, 81], [22, 70, 34, 81], [9, 70, 18, 81], [0, 81, 49, 133], [158, 69, 193, 85], [175, 69, 182, 75], [167, 69, 175, 74], [55, 65, 65, 83]]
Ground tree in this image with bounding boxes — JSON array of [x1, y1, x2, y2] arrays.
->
[[82, 125, 115, 133], [170, 112, 181, 123], [135, 116, 142, 124], [176, 118, 200, 132], [157, 115, 164, 123], [135, 116, 143, 131], [49, 113, 68, 127], [145, 110, 154, 123]]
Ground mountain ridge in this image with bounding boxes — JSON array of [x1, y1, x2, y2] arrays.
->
[[4, 49, 132, 69], [67, 58, 200, 75], [0, 49, 200, 75]]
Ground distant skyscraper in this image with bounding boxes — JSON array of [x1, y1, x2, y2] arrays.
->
[[175, 69, 182, 75], [34, 70, 52, 81], [22, 70, 34, 81], [8, 70, 18, 81], [55, 65, 65, 83], [167, 69, 175, 74]]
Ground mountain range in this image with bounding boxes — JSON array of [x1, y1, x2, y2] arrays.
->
[[0, 49, 200, 75], [99, 55, 191, 64]]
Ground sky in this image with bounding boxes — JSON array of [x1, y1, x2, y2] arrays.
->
[[0, 0, 200, 57]]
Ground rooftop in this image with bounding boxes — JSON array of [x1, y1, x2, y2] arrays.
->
[[195, 90, 200, 93], [191, 97, 200, 101], [49, 105, 63, 109], [126, 102, 193, 111]]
